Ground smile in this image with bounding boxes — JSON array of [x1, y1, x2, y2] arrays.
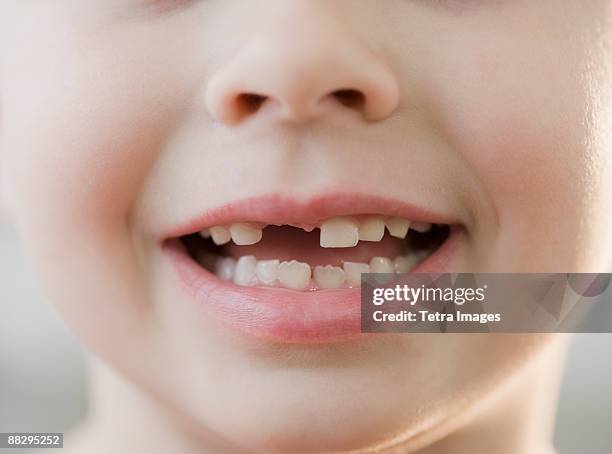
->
[[163, 193, 464, 342], [185, 215, 447, 290]]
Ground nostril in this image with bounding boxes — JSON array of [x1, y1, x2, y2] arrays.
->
[[331, 89, 366, 110], [236, 93, 268, 116]]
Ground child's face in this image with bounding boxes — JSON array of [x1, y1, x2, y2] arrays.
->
[[1, 0, 611, 451]]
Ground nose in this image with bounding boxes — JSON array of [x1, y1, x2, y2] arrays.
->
[[204, 4, 400, 125]]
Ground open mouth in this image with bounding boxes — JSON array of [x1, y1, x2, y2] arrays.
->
[[163, 194, 462, 342], [179, 215, 450, 291]]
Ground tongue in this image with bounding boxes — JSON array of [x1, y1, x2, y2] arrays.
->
[[224, 226, 407, 266]]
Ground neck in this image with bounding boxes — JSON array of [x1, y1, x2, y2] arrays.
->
[[74, 338, 566, 454]]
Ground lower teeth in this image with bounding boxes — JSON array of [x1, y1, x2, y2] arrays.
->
[[204, 252, 430, 290]]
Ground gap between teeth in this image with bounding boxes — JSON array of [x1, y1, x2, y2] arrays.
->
[[211, 252, 430, 290], [200, 216, 432, 247]]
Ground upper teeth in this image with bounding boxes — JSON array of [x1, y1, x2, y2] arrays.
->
[[320, 217, 359, 248], [200, 216, 431, 248], [229, 222, 263, 245], [208, 226, 231, 245], [385, 217, 410, 239], [410, 221, 432, 233], [358, 216, 385, 242]]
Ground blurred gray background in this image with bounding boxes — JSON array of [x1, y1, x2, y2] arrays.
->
[[1, 222, 611, 453]]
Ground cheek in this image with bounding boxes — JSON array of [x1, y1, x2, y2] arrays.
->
[[2, 15, 196, 244], [5, 84, 155, 255], [422, 13, 612, 269], [0, 18, 196, 353]]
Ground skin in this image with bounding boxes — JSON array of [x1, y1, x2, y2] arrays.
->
[[1, 0, 611, 452]]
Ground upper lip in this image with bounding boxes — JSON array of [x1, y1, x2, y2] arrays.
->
[[164, 192, 462, 239]]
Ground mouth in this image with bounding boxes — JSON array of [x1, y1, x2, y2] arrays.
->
[[180, 216, 449, 290], [163, 193, 463, 342]]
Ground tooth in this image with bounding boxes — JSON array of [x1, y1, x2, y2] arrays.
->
[[210, 226, 231, 245], [386, 217, 410, 239], [416, 249, 431, 261], [411, 222, 432, 233], [343, 262, 370, 287], [278, 260, 311, 290], [394, 255, 419, 274], [199, 228, 211, 239], [230, 222, 263, 245], [256, 259, 280, 285], [233, 255, 257, 286], [320, 217, 359, 248], [215, 257, 236, 281], [313, 265, 346, 289], [358, 217, 385, 242], [369, 256, 395, 273]]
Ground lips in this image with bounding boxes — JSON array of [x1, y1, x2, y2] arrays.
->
[[162, 193, 464, 342]]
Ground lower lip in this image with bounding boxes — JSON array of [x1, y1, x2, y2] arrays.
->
[[164, 228, 462, 343]]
